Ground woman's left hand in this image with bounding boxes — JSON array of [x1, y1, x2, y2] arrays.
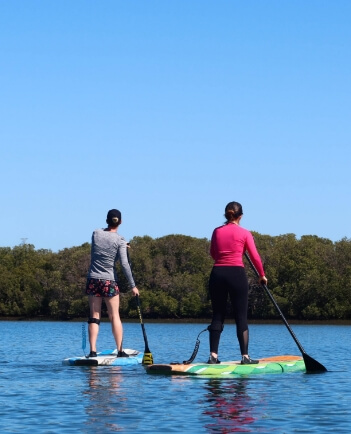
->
[[131, 286, 139, 296]]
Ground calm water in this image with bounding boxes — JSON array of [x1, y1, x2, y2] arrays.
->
[[0, 320, 350, 433]]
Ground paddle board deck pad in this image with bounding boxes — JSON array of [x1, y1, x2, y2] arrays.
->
[[146, 355, 305, 376], [62, 349, 143, 366]]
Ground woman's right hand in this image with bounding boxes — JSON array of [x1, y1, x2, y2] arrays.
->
[[258, 276, 267, 286]]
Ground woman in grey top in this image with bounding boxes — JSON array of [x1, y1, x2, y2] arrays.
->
[[85, 209, 139, 358]]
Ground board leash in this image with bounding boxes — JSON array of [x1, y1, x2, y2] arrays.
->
[[171, 326, 209, 365]]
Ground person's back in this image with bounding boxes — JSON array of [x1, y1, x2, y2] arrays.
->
[[88, 229, 121, 281], [211, 223, 264, 275], [210, 224, 248, 267]]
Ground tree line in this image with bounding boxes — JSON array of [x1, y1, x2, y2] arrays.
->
[[0, 233, 350, 320]]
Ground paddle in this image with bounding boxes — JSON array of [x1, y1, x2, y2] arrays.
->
[[135, 295, 154, 365], [127, 247, 153, 365], [244, 252, 327, 373]]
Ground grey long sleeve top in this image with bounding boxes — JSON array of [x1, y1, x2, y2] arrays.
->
[[87, 229, 136, 289]]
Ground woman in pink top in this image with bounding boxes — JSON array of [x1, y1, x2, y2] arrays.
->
[[208, 201, 267, 365]]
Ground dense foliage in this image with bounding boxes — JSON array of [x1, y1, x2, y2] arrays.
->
[[1, 233, 351, 320]]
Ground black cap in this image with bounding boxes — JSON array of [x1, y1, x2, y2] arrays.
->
[[106, 209, 121, 225]]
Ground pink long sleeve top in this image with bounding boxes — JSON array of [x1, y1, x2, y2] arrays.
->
[[210, 223, 265, 277]]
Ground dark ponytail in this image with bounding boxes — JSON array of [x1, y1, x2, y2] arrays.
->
[[224, 201, 243, 223]]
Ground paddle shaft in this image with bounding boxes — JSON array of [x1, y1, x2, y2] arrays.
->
[[136, 295, 151, 354], [244, 252, 327, 372]]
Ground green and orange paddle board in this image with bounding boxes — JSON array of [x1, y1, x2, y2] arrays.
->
[[146, 355, 305, 376]]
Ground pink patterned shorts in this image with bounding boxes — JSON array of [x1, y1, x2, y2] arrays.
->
[[85, 278, 120, 297]]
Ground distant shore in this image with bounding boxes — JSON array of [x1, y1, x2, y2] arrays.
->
[[1, 316, 350, 325]]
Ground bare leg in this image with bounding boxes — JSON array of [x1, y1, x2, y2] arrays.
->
[[105, 295, 123, 351], [88, 296, 102, 353]]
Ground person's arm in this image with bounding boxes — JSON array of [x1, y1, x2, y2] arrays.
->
[[210, 230, 216, 260], [245, 233, 267, 285], [118, 241, 139, 295]]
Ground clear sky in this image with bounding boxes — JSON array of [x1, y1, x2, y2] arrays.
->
[[1, 1, 350, 252]]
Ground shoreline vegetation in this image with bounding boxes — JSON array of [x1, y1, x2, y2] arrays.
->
[[1, 317, 351, 325], [1, 233, 351, 321]]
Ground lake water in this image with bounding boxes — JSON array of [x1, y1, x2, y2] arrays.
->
[[0, 320, 350, 433]]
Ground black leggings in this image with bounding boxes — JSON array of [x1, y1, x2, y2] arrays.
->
[[209, 266, 249, 356]]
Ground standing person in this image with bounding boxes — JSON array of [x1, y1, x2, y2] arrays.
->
[[85, 209, 139, 358], [208, 201, 267, 365]]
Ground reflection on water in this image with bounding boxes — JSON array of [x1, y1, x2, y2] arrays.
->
[[83, 367, 126, 432], [202, 379, 255, 433]]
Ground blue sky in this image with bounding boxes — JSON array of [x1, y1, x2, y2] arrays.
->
[[1, 1, 350, 252]]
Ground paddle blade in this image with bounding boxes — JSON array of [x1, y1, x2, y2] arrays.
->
[[303, 353, 327, 373], [142, 352, 154, 365]]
